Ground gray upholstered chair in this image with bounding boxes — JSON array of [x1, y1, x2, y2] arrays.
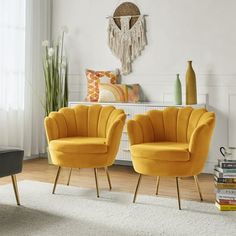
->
[[0, 147, 24, 205]]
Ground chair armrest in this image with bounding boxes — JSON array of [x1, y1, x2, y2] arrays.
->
[[44, 117, 59, 143], [106, 114, 126, 146], [127, 113, 155, 145], [189, 118, 215, 156], [127, 120, 144, 145]]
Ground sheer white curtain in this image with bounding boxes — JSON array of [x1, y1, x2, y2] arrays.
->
[[0, 0, 51, 157], [0, 0, 25, 148]]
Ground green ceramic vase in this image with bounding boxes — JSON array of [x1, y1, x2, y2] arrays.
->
[[174, 74, 182, 105]]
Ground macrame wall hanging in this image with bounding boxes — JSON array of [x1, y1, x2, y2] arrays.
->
[[107, 2, 147, 75]]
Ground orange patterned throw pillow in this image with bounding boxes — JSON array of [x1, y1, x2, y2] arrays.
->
[[86, 69, 119, 102], [98, 84, 128, 102], [127, 84, 141, 103]]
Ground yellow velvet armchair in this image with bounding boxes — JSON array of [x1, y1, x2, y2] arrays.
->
[[127, 107, 215, 209], [44, 104, 126, 197]]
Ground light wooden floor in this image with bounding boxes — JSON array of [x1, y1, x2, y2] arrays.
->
[[0, 158, 215, 203]]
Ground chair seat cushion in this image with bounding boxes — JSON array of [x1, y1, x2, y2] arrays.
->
[[130, 142, 190, 162], [49, 137, 108, 154]]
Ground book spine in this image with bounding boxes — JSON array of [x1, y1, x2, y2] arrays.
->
[[216, 194, 236, 200], [217, 189, 236, 195], [215, 202, 236, 211], [214, 177, 236, 183], [223, 173, 236, 178], [217, 199, 236, 205], [221, 163, 236, 168], [214, 170, 236, 178], [215, 166, 236, 173], [214, 183, 236, 189]]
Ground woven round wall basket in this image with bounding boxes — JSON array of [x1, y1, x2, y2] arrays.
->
[[113, 2, 141, 29]]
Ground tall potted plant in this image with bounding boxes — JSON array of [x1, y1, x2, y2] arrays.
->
[[42, 26, 69, 163], [42, 26, 68, 116]]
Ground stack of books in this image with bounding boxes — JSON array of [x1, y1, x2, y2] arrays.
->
[[214, 159, 236, 211]]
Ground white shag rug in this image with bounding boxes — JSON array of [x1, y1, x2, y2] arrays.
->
[[0, 181, 235, 236]]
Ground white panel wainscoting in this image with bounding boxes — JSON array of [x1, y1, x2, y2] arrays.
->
[[229, 94, 236, 147]]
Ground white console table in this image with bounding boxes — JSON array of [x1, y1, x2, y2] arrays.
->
[[69, 101, 205, 166]]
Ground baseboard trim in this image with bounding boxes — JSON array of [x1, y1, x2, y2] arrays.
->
[[203, 161, 217, 174], [24, 153, 47, 160], [115, 160, 133, 166]]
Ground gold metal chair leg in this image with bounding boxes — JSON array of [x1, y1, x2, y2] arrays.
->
[[94, 168, 99, 198], [176, 177, 181, 210], [105, 167, 112, 190], [52, 166, 61, 194], [155, 176, 160, 195], [67, 168, 72, 186], [194, 175, 203, 201], [11, 175, 20, 205], [133, 174, 142, 203]]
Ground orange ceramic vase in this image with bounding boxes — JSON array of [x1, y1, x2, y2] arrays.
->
[[185, 61, 197, 105]]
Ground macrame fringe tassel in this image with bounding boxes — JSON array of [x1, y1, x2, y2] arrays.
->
[[108, 16, 147, 75]]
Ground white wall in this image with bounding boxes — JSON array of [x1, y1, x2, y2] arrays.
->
[[52, 0, 236, 172]]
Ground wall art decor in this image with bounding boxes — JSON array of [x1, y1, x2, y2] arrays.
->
[[107, 2, 147, 75]]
